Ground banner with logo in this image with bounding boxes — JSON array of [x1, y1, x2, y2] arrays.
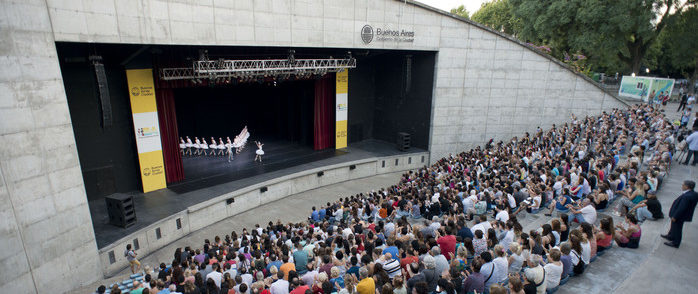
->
[[126, 69, 166, 193], [619, 76, 675, 102], [336, 69, 348, 149]]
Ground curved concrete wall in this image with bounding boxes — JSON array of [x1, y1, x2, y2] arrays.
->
[[0, 0, 626, 293]]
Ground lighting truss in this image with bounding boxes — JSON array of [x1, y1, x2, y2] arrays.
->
[[160, 57, 356, 81]]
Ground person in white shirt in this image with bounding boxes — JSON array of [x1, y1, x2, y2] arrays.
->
[[270, 271, 290, 294], [471, 215, 492, 237], [523, 254, 547, 294], [492, 245, 509, 284], [544, 249, 564, 290], [568, 198, 597, 224], [495, 204, 509, 223], [497, 221, 515, 251], [206, 264, 223, 289]]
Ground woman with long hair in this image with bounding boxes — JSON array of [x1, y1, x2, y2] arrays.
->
[[596, 217, 614, 253]]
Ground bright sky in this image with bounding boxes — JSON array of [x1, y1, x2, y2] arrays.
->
[[416, 0, 489, 16]]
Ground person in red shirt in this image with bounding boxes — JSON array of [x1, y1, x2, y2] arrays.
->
[[435, 229, 456, 261], [399, 248, 419, 280]]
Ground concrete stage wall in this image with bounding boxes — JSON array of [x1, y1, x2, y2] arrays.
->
[[0, 0, 626, 293], [97, 152, 428, 277]]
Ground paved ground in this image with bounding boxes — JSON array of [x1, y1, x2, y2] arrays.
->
[[80, 103, 698, 293]]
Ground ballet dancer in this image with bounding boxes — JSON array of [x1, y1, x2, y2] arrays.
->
[[194, 137, 201, 156], [227, 140, 234, 162], [185, 136, 193, 156], [254, 141, 264, 163], [209, 137, 217, 156], [201, 138, 209, 156], [179, 137, 186, 156], [217, 138, 226, 156]]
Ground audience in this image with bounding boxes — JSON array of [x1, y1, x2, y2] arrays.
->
[[101, 104, 684, 294]]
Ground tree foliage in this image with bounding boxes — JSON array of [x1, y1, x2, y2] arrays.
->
[[662, 6, 698, 92], [509, 0, 683, 74], [471, 0, 521, 35], [450, 5, 470, 19]]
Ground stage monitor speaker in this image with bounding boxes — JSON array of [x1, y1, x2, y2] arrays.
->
[[226, 198, 235, 204], [105, 194, 136, 228], [260, 187, 268, 193], [317, 171, 324, 177], [349, 165, 356, 170], [397, 132, 411, 152]]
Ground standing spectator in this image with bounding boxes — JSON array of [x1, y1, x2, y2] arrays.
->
[[662, 181, 698, 248], [682, 128, 698, 166], [678, 92, 688, 112], [125, 244, 140, 274]]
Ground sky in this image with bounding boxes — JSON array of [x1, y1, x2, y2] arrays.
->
[[416, 0, 489, 16]]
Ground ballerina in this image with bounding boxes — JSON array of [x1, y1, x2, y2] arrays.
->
[[209, 137, 217, 156], [200, 138, 209, 156], [185, 136, 193, 156], [254, 141, 264, 163], [217, 138, 226, 156], [194, 137, 201, 156], [179, 137, 186, 156]]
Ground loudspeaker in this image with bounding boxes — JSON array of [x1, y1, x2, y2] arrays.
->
[[90, 55, 112, 128], [226, 198, 235, 204], [349, 165, 356, 170], [317, 171, 324, 177], [397, 132, 411, 152], [260, 187, 268, 193], [105, 194, 136, 228]]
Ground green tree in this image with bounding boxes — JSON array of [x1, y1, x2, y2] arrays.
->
[[450, 5, 470, 19], [510, 0, 684, 75], [662, 6, 698, 93], [471, 0, 522, 36]]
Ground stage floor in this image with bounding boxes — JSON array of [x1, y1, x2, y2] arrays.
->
[[89, 139, 426, 248]]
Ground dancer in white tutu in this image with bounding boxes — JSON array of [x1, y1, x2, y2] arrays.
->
[[200, 138, 209, 155], [254, 141, 264, 163], [179, 137, 186, 156], [194, 137, 202, 156], [185, 136, 193, 156], [209, 137, 217, 156], [217, 138, 226, 156]]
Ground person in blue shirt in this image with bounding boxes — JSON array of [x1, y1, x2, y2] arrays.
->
[[546, 189, 573, 216], [382, 238, 399, 261], [310, 206, 319, 222], [319, 206, 327, 220]]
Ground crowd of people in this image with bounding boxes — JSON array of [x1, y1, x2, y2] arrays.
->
[[105, 103, 694, 294]]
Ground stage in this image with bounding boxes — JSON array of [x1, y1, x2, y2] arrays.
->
[[89, 139, 427, 248]]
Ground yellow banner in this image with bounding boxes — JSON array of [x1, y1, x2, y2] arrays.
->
[[126, 69, 158, 113], [138, 150, 167, 192], [126, 69, 167, 193], [336, 70, 348, 149]]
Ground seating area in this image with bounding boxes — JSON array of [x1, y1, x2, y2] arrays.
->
[[98, 104, 684, 294]]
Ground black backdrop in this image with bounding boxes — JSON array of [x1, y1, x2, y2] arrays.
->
[[174, 80, 314, 146]]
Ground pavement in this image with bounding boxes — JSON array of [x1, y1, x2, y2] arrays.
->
[[78, 103, 698, 293]]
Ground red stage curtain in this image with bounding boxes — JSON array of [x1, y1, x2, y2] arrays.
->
[[313, 75, 335, 150], [155, 87, 185, 183]]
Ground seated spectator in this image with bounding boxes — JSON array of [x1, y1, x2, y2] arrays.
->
[[615, 214, 641, 248]]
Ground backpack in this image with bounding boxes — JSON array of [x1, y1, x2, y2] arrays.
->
[[572, 251, 585, 275]]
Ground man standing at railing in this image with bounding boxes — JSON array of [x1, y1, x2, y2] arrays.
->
[[678, 92, 688, 112]]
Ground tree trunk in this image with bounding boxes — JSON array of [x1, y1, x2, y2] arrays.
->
[[689, 58, 697, 94]]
